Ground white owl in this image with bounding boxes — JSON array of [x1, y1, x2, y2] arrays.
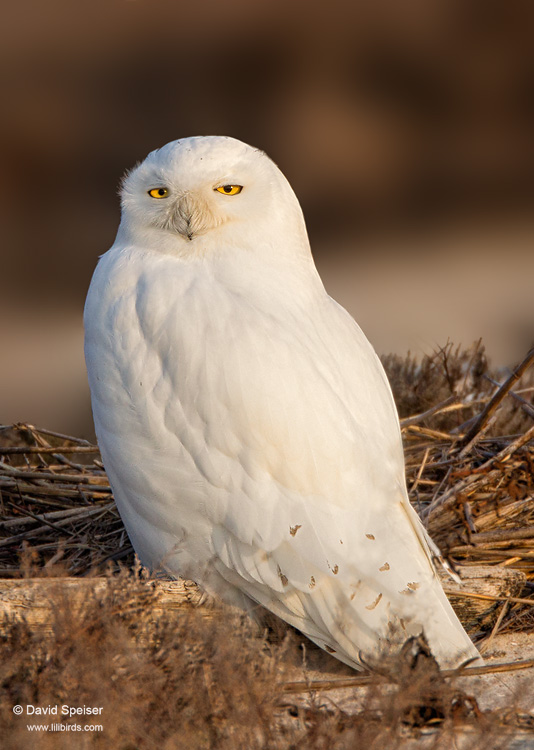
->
[[84, 136, 480, 670]]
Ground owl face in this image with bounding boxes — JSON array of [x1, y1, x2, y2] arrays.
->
[[120, 136, 279, 242]]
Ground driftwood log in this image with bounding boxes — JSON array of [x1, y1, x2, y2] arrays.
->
[[0, 565, 526, 636], [0, 577, 207, 636]]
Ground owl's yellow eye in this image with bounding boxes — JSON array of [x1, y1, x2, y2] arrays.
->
[[148, 187, 169, 199], [215, 185, 243, 196]]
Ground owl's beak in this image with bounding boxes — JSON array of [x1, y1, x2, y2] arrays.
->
[[172, 192, 218, 241], [174, 194, 196, 241]]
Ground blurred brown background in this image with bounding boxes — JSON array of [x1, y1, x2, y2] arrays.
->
[[1, 0, 533, 439]]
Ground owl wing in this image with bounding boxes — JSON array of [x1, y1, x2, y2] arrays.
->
[[86, 252, 478, 669], [162, 287, 479, 669]]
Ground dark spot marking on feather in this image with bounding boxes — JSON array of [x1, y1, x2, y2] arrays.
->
[[407, 581, 420, 590], [289, 524, 301, 537], [327, 560, 339, 575], [365, 593, 383, 610], [277, 566, 288, 587], [366, 533, 375, 540], [325, 645, 336, 654], [379, 562, 390, 572], [309, 576, 316, 589]]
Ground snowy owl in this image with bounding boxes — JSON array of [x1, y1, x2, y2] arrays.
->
[[84, 135, 480, 670]]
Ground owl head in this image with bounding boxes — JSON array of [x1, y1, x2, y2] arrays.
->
[[118, 136, 308, 257]]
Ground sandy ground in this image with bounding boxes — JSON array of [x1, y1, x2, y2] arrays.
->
[[282, 631, 534, 711], [468, 633, 534, 713], [274, 630, 534, 747]]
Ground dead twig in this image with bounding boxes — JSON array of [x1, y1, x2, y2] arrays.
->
[[458, 347, 534, 455], [281, 658, 534, 693]]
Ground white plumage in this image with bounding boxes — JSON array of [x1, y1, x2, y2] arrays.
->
[[84, 135, 480, 669]]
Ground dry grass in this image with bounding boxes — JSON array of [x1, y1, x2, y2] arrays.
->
[[0, 567, 533, 749], [0, 342, 533, 748], [0, 566, 292, 749]]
